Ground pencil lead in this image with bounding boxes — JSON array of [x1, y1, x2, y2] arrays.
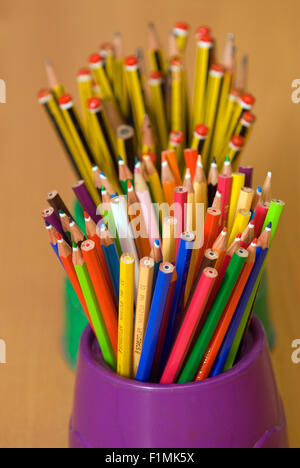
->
[[154, 239, 160, 248], [267, 222, 272, 229], [84, 211, 90, 220], [225, 155, 230, 162], [72, 241, 77, 250], [56, 232, 62, 241], [127, 180, 133, 190]]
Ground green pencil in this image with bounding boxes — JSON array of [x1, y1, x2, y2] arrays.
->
[[224, 198, 285, 370], [178, 248, 248, 383], [73, 242, 117, 370], [118, 155, 134, 195]]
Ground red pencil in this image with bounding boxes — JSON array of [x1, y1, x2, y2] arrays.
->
[[160, 268, 218, 384]]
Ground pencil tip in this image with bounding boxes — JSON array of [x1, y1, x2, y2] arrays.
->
[[72, 241, 77, 249], [56, 232, 62, 241]]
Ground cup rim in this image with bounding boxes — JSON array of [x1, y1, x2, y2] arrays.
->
[[80, 316, 265, 392]]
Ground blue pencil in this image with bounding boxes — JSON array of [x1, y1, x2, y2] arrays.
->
[[136, 262, 174, 382], [45, 220, 64, 266], [99, 224, 120, 302], [210, 246, 268, 377], [151, 239, 163, 297], [160, 233, 194, 369]]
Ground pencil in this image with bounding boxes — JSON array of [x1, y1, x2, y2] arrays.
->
[[72, 180, 100, 224], [190, 124, 209, 157], [133, 257, 155, 376], [195, 238, 257, 381], [228, 208, 251, 246], [174, 186, 188, 253], [117, 125, 135, 173], [127, 180, 151, 258], [217, 175, 232, 228], [161, 267, 218, 384], [81, 239, 118, 355], [183, 168, 195, 232], [162, 149, 182, 187], [134, 163, 160, 248], [212, 227, 228, 271], [161, 232, 195, 368], [207, 158, 219, 207], [143, 153, 165, 205], [84, 212, 116, 301], [178, 247, 248, 383], [211, 245, 266, 376], [162, 216, 177, 263], [136, 262, 174, 382], [184, 148, 198, 181], [111, 195, 139, 295], [161, 153, 176, 206], [262, 171, 272, 203], [117, 253, 135, 378], [98, 223, 120, 302], [227, 172, 245, 234], [73, 242, 117, 370], [193, 155, 208, 211]]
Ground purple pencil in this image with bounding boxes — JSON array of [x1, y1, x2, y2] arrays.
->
[[42, 206, 70, 244], [72, 180, 101, 225], [238, 166, 253, 188]]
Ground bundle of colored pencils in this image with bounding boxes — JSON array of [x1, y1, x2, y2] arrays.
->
[[40, 23, 285, 383]]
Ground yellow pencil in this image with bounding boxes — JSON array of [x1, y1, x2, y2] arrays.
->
[[149, 71, 168, 151], [228, 209, 251, 246], [118, 253, 135, 379], [162, 216, 177, 263], [235, 187, 254, 214], [227, 172, 246, 234], [133, 257, 155, 376], [125, 56, 146, 146], [201, 64, 224, 170], [191, 34, 213, 132]]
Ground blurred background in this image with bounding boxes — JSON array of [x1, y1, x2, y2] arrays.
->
[[0, 0, 299, 448]]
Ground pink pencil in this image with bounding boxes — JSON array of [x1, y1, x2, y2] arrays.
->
[[217, 175, 232, 228], [160, 268, 218, 384], [135, 165, 160, 248], [253, 203, 269, 239]]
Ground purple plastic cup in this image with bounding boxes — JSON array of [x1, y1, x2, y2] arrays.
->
[[69, 317, 288, 448]]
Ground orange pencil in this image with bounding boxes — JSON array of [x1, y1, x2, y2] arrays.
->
[[161, 153, 177, 206], [84, 211, 115, 300], [162, 149, 182, 186], [69, 219, 85, 245], [194, 207, 221, 279], [56, 232, 94, 330], [81, 239, 118, 355], [195, 239, 257, 381], [127, 180, 151, 258], [212, 227, 228, 271]]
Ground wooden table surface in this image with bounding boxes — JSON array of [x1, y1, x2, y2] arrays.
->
[[0, 0, 299, 448]]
